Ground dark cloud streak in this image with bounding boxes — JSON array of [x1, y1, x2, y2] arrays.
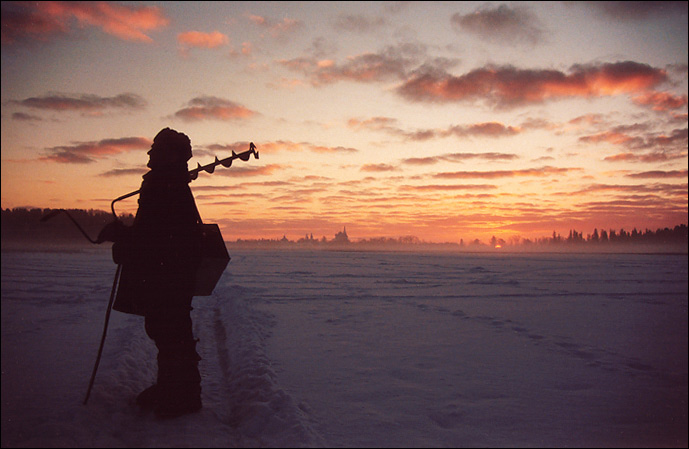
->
[[99, 168, 148, 177], [278, 43, 459, 86], [433, 166, 580, 180], [579, 1, 688, 21], [626, 169, 688, 179], [451, 4, 545, 46], [333, 14, 386, 33], [349, 117, 521, 141], [11, 93, 146, 113], [402, 152, 519, 166], [40, 136, 151, 164]]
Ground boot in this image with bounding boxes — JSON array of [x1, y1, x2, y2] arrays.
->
[[136, 384, 160, 410], [135, 377, 201, 417], [153, 341, 202, 419], [154, 382, 202, 419]]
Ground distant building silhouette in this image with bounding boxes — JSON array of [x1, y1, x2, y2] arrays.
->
[[333, 227, 349, 244]]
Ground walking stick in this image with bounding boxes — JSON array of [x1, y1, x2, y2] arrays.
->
[[83, 264, 121, 405]]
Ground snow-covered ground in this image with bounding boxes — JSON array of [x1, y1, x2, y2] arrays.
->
[[2, 248, 687, 447]]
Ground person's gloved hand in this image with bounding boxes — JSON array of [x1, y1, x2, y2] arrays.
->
[[96, 220, 123, 243]]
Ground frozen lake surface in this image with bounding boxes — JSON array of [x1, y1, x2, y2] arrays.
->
[[2, 248, 687, 447]]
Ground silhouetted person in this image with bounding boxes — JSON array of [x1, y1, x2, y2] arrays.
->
[[98, 128, 203, 419]]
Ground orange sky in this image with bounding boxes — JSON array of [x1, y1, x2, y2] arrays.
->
[[1, 1, 687, 243]]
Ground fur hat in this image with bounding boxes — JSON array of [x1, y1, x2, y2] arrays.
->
[[148, 128, 192, 165]]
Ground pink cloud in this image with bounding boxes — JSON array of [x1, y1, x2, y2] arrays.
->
[[348, 117, 398, 131], [178, 30, 229, 49], [445, 122, 521, 138], [632, 91, 688, 111], [173, 96, 256, 122], [579, 131, 636, 146], [248, 14, 303, 39], [2, 1, 169, 45], [1, 2, 67, 45], [401, 157, 445, 166], [397, 61, 668, 108], [360, 164, 397, 172]]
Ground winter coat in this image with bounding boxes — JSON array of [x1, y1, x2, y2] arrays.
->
[[112, 166, 202, 316]]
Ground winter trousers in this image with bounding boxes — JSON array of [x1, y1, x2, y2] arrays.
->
[[142, 299, 201, 417]]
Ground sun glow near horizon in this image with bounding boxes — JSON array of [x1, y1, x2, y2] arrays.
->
[[1, 1, 687, 244]]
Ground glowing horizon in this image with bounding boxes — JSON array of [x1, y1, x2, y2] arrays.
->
[[1, 1, 687, 244]]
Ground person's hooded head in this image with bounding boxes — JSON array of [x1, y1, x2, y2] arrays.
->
[[147, 128, 192, 170]]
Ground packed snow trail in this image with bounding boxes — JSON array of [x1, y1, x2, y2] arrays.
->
[[85, 284, 321, 447]]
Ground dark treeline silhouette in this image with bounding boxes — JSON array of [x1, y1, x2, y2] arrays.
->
[[513, 225, 688, 249], [233, 230, 438, 250], [235, 224, 688, 252], [2, 207, 687, 253], [1, 207, 134, 244]]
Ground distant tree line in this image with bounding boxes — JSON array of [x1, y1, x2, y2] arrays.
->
[[2, 207, 687, 251], [1, 207, 134, 244], [509, 225, 688, 248]]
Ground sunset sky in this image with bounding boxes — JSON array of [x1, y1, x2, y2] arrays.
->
[[2, 1, 687, 243]]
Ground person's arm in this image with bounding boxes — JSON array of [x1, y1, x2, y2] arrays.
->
[[97, 220, 134, 264], [96, 220, 125, 243]]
